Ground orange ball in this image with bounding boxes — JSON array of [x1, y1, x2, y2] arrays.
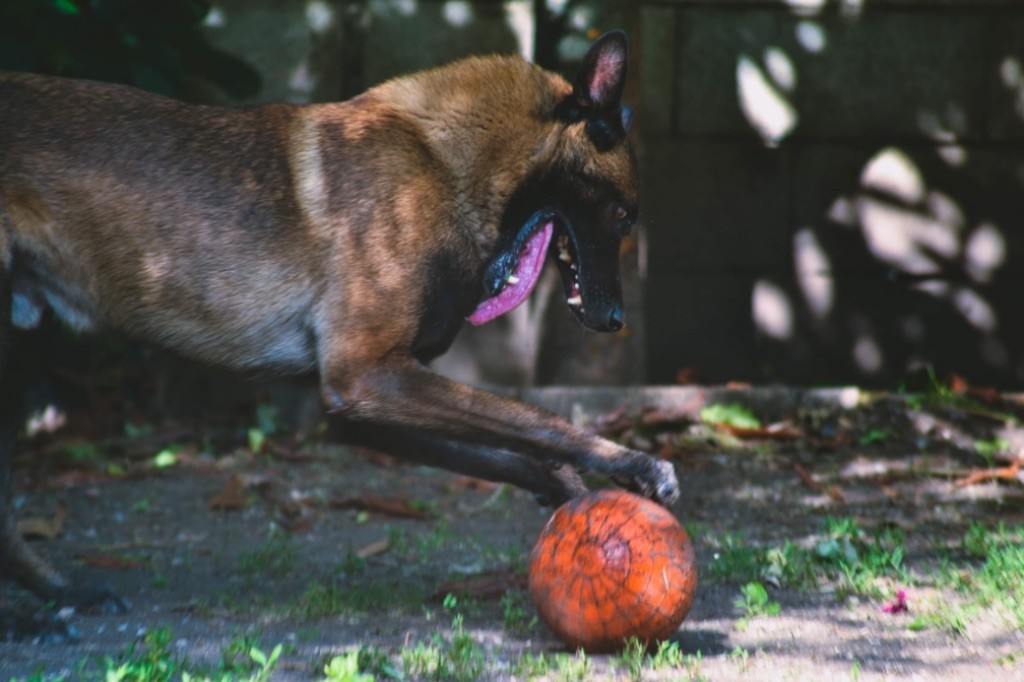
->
[[528, 490, 697, 653]]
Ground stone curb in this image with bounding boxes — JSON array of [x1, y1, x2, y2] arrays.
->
[[509, 385, 866, 421]]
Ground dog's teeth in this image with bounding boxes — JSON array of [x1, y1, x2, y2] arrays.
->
[[507, 274, 520, 285], [567, 295, 583, 306]]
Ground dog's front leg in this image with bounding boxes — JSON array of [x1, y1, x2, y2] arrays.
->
[[336, 420, 588, 507], [325, 359, 679, 506]]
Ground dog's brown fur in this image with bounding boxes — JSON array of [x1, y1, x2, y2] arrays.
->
[[0, 32, 678, 638]]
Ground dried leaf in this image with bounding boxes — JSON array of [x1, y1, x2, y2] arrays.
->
[[655, 442, 686, 461], [794, 464, 845, 503], [17, 506, 67, 540], [715, 421, 803, 440], [208, 474, 251, 511], [329, 496, 432, 520], [949, 373, 1002, 405], [75, 554, 146, 570], [49, 470, 120, 488], [355, 538, 390, 559], [954, 458, 1024, 488], [432, 569, 528, 600], [446, 476, 500, 493], [675, 368, 706, 386], [638, 406, 693, 428], [354, 447, 405, 468], [589, 407, 632, 437], [276, 510, 319, 534], [264, 440, 321, 463], [879, 484, 901, 501]]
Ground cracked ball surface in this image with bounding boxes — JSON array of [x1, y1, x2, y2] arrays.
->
[[528, 489, 697, 652]]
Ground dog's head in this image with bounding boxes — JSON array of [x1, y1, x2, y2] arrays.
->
[[468, 31, 638, 333]]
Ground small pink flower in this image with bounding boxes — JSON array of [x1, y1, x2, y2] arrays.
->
[[882, 589, 909, 614]]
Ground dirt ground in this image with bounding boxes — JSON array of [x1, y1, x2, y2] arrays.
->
[[3, 385, 1024, 681]]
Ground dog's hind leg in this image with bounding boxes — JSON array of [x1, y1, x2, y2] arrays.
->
[[0, 258, 127, 641], [338, 421, 588, 507]]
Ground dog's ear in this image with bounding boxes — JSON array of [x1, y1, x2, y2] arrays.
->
[[573, 30, 628, 113]]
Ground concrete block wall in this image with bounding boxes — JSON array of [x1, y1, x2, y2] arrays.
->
[[640, 0, 1024, 388], [202, 0, 1024, 388]]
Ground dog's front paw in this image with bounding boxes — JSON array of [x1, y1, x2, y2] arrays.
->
[[612, 455, 679, 507], [649, 459, 680, 506]]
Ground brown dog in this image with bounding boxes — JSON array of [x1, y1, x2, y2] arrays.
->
[[0, 31, 678, 639]]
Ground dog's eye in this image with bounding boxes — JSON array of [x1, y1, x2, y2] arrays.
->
[[614, 204, 636, 236]]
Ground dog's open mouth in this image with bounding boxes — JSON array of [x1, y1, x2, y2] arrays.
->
[[551, 228, 584, 320], [467, 220, 554, 325], [468, 213, 588, 326]]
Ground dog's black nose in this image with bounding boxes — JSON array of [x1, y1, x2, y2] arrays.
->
[[606, 303, 625, 332]]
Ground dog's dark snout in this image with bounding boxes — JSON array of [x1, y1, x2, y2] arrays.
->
[[605, 302, 625, 332]]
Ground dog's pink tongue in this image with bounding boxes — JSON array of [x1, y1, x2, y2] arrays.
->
[[468, 221, 554, 325]]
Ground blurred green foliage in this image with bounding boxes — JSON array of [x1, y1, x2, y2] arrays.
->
[[0, 0, 259, 99]]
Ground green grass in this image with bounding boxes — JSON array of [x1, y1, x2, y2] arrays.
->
[[909, 523, 1024, 636], [101, 628, 182, 682], [649, 641, 687, 670], [511, 650, 593, 682], [615, 637, 646, 681], [386, 520, 459, 560], [554, 650, 590, 682], [320, 650, 374, 682], [478, 539, 529, 570], [512, 651, 553, 678], [908, 596, 971, 636], [733, 581, 780, 631], [338, 543, 368, 578], [816, 518, 907, 599], [294, 579, 426, 618], [728, 646, 751, 673], [355, 646, 403, 681], [974, 437, 1011, 465], [501, 590, 538, 635], [606, 639, 700, 681], [901, 365, 1019, 424], [400, 596, 486, 681], [953, 524, 1024, 626], [237, 533, 296, 580], [858, 428, 890, 445], [705, 517, 907, 600], [734, 581, 780, 618], [706, 534, 817, 589], [706, 532, 768, 583], [17, 627, 289, 682]]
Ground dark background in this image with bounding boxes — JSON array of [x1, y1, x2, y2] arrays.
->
[[5, 0, 1024, 396]]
